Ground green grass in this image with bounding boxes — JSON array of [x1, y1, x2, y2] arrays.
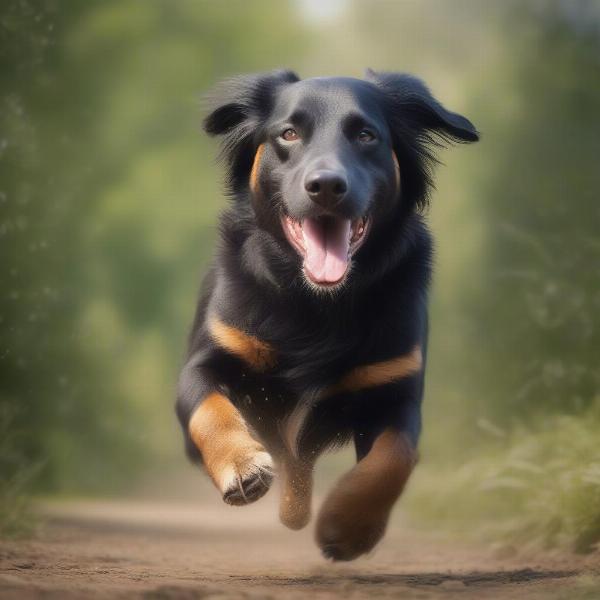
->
[[408, 399, 600, 554], [0, 405, 39, 538]]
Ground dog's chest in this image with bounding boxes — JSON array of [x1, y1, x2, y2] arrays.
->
[[215, 316, 359, 396], [265, 319, 364, 381]]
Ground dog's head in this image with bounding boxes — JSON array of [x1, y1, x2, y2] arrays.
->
[[204, 69, 478, 290]]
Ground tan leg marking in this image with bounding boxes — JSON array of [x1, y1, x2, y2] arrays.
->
[[326, 345, 422, 397], [249, 143, 265, 194], [188, 392, 273, 505], [208, 314, 276, 371], [316, 430, 417, 561], [392, 150, 401, 190], [278, 458, 314, 530]]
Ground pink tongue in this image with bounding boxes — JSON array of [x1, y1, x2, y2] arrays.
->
[[302, 218, 351, 283]]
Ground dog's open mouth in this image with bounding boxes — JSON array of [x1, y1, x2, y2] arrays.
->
[[281, 215, 370, 286]]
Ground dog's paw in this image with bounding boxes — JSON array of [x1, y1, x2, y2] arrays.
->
[[315, 468, 390, 561], [316, 510, 387, 561], [220, 449, 274, 506]]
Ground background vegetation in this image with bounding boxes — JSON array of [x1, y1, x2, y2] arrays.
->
[[1, 0, 598, 552]]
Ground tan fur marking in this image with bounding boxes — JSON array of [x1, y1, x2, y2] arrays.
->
[[208, 314, 276, 371], [188, 392, 268, 493], [284, 346, 422, 457], [392, 150, 401, 190], [316, 430, 416, 560], [326, 345, 422, 397], [249, 143, 265, 193]]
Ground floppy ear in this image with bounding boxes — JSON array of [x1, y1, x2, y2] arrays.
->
[[365, 69, 479, 143], [203, 69, 299, 192], [204, 69, 299, 136]]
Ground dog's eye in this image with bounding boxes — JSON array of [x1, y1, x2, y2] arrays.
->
[[358, 129, 376, 143], [281, 128, 299, 142]]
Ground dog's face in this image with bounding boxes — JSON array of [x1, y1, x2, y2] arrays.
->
[[259, 78, 396, 287], [205, 70, 478, 290]]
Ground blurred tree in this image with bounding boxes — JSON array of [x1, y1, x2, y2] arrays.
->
[[0, 0, 308, 508], [465, 4, 600, 426], [0, 0, 148, 497]]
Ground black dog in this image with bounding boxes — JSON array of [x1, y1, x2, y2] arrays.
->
[[176, 69, 478, 561]]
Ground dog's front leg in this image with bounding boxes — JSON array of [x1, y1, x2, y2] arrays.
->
[[315, 427, 417, 560], [177, 359, 273, 505], [188, 392, 274, 505]]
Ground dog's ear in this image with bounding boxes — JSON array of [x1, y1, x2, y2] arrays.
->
[[203, 69, 299, 193], [204, 69, 299, 136], [365, 69, 479, 143]]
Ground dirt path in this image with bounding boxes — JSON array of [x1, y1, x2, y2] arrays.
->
[[1, 494, 598, 599]]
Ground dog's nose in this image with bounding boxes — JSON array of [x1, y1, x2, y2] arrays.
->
[[304, 170, 348, 208]]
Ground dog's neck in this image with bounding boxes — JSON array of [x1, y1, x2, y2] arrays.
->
[[218, 203, 429, 311]]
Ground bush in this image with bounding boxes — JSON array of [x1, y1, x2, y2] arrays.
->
[[409, 398, 600, 553]]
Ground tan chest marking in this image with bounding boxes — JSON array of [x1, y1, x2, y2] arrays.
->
[[208, 314, 276, 371], [326, 345, 422, 397], [249, 143, 265, 194]]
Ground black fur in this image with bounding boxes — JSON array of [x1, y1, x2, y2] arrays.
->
[[176, 69, 478, 482]]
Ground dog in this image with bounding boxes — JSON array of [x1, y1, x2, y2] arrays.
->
[[176, 69, 478, 561]]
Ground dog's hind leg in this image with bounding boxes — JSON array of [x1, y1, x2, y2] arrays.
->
[[278, 457, 314, 530]]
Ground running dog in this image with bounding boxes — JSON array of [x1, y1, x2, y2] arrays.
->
[[176, 69, 478, 560]]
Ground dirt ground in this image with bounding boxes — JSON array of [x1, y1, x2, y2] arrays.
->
[[1, 491, 599, 599]]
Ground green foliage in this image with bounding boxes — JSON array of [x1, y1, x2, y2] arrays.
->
[[408, 396, 600, 553], [411, 4, 600, 552], [465, 8, 600, 424], [0, 0, 308, 511], [0, 405, 39, 537], [1, 0, 152, 499]]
